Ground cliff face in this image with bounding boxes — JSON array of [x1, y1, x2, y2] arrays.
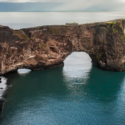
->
[[0, 19, 125, 74]]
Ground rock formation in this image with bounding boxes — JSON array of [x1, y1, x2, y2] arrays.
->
[[0, 19, 125, 74]]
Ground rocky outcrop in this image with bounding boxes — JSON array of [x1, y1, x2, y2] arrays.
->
[[0, 19, 125, 74], [0, 99, 4, 113]]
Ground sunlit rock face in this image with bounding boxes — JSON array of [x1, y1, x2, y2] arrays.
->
[[0, 19, 125, 74]]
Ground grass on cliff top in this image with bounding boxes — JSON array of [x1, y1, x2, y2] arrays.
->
[[35, 26, 41, 29], [106, 22, 116, 25], [13, 30, 30, 41], [48, 27, 62, 35]]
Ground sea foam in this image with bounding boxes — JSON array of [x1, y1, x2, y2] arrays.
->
[[0, 76, 7, 99], [17, 69, 31, 75]]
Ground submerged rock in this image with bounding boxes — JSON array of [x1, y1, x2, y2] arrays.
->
[[0, 19, 125, 74]]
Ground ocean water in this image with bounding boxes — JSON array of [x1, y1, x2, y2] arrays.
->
[[0, 52, 125, 125], [0, 12, 125, 125]]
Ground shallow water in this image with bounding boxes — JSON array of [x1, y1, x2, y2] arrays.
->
[[0, 52, 125, 125]]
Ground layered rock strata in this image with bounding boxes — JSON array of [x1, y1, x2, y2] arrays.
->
[[0, 19, 125, 74]]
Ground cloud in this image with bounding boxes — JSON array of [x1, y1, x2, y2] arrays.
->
[[0, 0, 64, 2], [55, 0, 103, 11], [53, 0, 125, 11], [0, 2, 63, 11], [0, 0, 125, 11]]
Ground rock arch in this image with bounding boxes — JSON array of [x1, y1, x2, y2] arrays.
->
[[0, 19, 125, 74]]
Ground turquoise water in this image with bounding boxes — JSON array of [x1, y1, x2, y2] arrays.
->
[[0, 52, 125, 125]]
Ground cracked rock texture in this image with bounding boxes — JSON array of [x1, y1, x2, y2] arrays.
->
[[0, 19, 125, 74]]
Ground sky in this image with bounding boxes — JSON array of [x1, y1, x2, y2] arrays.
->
[[0, 0, 125, 11]]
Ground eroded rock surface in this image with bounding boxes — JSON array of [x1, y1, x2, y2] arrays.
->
[[0, 19, 125, 74]]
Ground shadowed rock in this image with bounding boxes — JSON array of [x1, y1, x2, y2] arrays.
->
[[0, 99, 4, 113], [0, 19, 125, 74]]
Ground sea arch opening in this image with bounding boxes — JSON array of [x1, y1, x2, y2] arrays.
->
[[63, 52, 92, 85]]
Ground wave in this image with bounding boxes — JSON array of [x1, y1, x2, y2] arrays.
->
[[0, 76, 7, 100], [17, 69, 31, 75]]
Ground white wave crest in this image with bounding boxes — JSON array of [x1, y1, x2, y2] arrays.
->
[[17, 69, 31, 75], [0, 76, 7, 99]]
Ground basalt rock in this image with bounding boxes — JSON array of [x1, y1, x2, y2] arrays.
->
[[0, 19, 125, 74], [0, 99, 4, 113]]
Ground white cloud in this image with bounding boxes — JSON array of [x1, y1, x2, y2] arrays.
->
[[54, 0, 124, 11], [121, 0, 125, 2], [0, 0, 122, 3], [0, 0, 125, 11], [0, 0, 64, 2], [55, 0, 103, 10]]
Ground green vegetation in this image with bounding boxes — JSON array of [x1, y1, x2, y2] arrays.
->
[[41, 43, 47, 51], [120, 20, 124, 33], [101, 27, 108, 31], [48, 27, 57, 34], [48, 27, 61, 35], [96, 53, 103, 60], [65, 25, 69, 27], [41, 43, 46, 47], [35, 26, 41, 29], [106, 21, 118, 34], [119, 20, 125, 40], [106, 21, 117, 34], [13, 30, 30, 41], [106, 21, 116, 25], [113, 28, 118, 33]]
